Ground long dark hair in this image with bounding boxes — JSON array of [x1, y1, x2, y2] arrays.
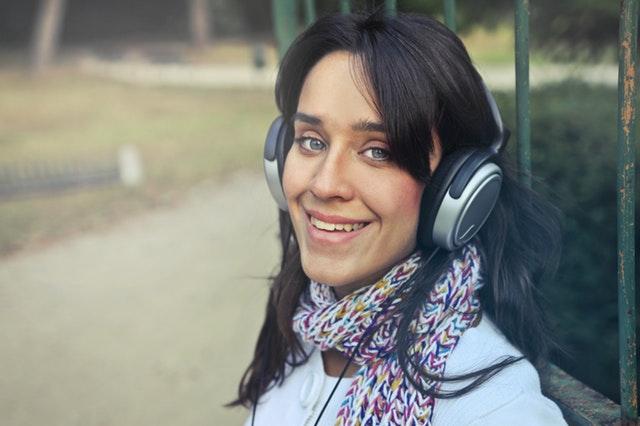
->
[[230, 10, 561, 408]]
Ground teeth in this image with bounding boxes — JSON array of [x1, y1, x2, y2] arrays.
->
[[310, 216, 366, 232]]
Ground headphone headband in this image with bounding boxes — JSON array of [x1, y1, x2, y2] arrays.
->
[[482, 81, 505, 154]]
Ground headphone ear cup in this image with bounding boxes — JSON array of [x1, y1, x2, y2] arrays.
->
[[418, 149, 503, 250], [263, 116, 290, 211], [418, 150, 474, 249]]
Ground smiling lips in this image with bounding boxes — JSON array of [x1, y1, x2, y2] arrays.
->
[[309, 216, 367, 232], [305, 209, 371, 238]]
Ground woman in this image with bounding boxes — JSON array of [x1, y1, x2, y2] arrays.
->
[[232, 10, 567, 425]]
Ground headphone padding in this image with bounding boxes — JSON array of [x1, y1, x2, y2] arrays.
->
[[449, 149, 496, 199], [432, 163, 502, 250], [417, 149, 475, 248], [263, 117, 290, 211]]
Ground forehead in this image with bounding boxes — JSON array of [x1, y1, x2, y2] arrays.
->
[[297, 51, 381, 125]]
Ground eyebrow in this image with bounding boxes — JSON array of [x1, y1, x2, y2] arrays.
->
[[293, 112, 386, 133], [292, 112, 321, 126], [352, 119, 386, 133]]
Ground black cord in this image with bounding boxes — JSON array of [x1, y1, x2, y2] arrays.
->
[[311, 315, 372, 426], [251, 394, 257, 426], [312, 247, 440, 426], [251, 354, 268, 426]]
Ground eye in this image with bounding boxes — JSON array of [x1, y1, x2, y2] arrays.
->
[[362, 146, 391, 161], [295, 136, 326, 153]]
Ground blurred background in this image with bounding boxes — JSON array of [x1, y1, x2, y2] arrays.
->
[[0, 0, 636, 425]]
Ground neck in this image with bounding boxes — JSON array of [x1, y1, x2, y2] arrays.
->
[[329, 250, 420, 300], [332, 282, 366, 300], [321, 349, 361, 378]]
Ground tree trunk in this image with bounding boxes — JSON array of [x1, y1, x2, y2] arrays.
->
[[30, 0, 67, 74], [188, 0, 211, 48]]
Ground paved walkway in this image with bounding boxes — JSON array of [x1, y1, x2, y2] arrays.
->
[[79, 57, 279, 89], [79, 57, 618, 90], [0, 172, 278, 426]]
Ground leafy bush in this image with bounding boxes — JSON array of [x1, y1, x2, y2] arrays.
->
[[494, 81, 638, 402]]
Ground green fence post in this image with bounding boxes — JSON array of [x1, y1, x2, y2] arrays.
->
[[385, 0, 397, 16], [340, 0, 350, 14], [444, 0, 456, 32], [515, 0, 531, 187], [617, 0, 638, 422], [303, 0, 316, 26], [272, 0, 299, 60]]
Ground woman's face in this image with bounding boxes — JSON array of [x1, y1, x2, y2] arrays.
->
[[283, 51, 441, 297]]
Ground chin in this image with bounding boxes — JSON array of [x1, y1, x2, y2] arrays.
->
[[299, 252, 379, 292]]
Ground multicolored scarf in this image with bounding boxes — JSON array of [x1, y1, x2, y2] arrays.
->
[[292, 244, 483, 425]]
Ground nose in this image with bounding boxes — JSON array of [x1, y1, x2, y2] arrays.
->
[[309, 148, 355, 202]]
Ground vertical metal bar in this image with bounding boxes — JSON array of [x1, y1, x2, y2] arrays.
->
[[515, 0, 531, 187], [303, 0, 316, 26], [385, 0, 397, 16], [617, 0, 638, 422], [272, 0, 299, 60], [340, 0, 350, 14], [444, 0, 456, 32]]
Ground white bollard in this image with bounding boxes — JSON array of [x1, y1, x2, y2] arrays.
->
[[118, 145, 144, 187]]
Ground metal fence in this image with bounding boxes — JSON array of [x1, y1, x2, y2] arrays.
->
[[271, 0, 638, 424]]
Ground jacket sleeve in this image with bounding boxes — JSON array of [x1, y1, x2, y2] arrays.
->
[[467, 391, 567, 426]]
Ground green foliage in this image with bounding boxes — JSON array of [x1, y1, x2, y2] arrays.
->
[[494, 81, 637, 401], [401, 0, 620, 59]]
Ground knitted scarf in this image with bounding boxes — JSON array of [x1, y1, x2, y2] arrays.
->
[[292, 244, 483, 425]]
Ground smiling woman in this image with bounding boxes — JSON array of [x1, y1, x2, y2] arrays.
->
[[284, 51, 429, 295], [230, 10, 567, 426]]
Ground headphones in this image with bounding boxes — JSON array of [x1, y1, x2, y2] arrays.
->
[[263, 82, 509, 251]]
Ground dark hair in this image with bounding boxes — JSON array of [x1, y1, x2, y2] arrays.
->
[[230, 10, 561, 408]]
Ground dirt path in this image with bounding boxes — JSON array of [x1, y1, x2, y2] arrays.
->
[[0, 172, 278, 426]]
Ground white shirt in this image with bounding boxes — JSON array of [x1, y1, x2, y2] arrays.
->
[[245, 316, 567, 425]]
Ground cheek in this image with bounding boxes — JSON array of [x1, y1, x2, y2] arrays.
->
[[400, 178, 424, 212], [282, 163, 293, 199], [282, 153, 302, 200], [373, 175, 424, 226]]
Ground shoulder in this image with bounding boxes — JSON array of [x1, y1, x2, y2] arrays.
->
[[245, 344, 345, 426], [431, 316, 567, 425], [255, 344, 316, 406], [465, 391, 568, 426], [243, 354, 311, 426]]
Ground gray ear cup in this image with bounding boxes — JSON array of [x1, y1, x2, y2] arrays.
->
[[432, 161, 502, 250], [263, 117, 289, 211], [418, 149, 472, 248], [417, 149, 502, 250]]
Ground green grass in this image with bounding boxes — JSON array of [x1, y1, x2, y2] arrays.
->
[[183, 40, 279, 66], [0, 69, 276, 255], [461, 23, 564, 66], [461, 24, 515, 65]]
